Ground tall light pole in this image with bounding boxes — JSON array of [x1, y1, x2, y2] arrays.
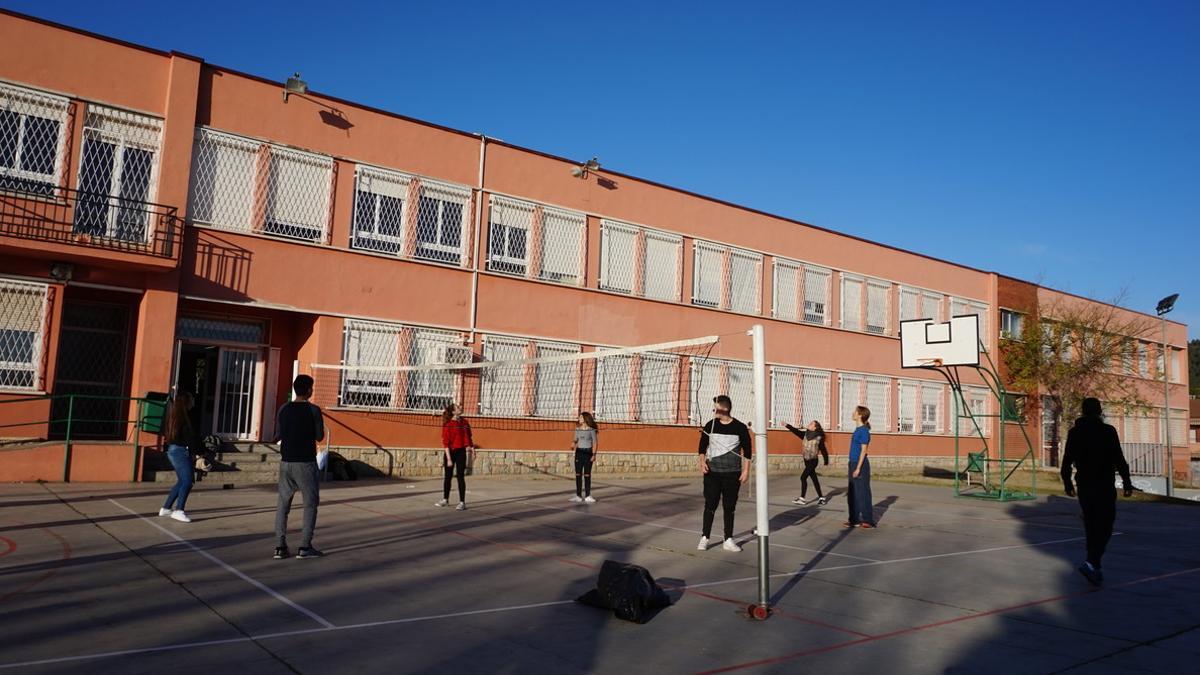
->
[[1156, 293, 1179, 497]]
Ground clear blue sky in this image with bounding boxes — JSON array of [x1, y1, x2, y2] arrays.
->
[[11, 1, 1198, 337]]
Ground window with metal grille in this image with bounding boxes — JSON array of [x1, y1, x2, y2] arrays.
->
[[595, 353, 633, 422], [533, 341, 581, 418], [956, 386, 990, 437], [803, 266, 831, 325], [689, 358, 722, 424], [0, 278, 49, 391], [414, 182, 468, 264], [866, 279, 890, 335], [772, 259, 800, 322], [1171, 349, 1181, 383], [838, 374, 863, 431], [865, 376, 890, 432], [177, 316, 266, 344], [73, 105, 163, 244], [189, 128, 333, 243], [840, 275, 863, 331], [638, 353, 680, 422], [599, 220, 637, 294], [692, 241, 724, 308], [643, 231, 682, 301], [898, 381, 918, 432], [480, 337, 527, 416], [0, 82, 69, 196], [540, 207, 585, 284], [921, 384, 943, 433], [486, 196, 533, 275], [770, 366, 798, 428], [800, 369, 831, 429], [1000, 309, 1024, 339], [341, 320, 466, 411], [692, 241, 761, 314], [727, 362, 754, 419], [1137, 342, 1148, 377], [352, 166, 408, 254], [951, 297, 990, 346], [900, 285, 944, 323]]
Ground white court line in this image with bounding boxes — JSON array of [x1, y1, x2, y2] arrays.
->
[[529, 500, 882, 562], [0, 533, 1087, 670], [109, 499, 334, 629]]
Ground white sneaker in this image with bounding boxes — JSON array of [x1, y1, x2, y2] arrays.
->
[[569, 495, 583, 503], [817, 497, 827, 506], [158, 508, 171, 517], [434, 499, 448, 507], [793, 497, 807, 505], [723, 538, 742, 552], [584, 496, 596, 504], [456, 502, 467, 511], [697, 536, 710, 551], [170, 510, 191, 523]]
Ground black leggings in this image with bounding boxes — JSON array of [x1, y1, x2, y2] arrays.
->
[[702, 471, 741, 540], [801, 458, 823, 498], [574, 449, 594, 496], [443, 448, 467, 502]]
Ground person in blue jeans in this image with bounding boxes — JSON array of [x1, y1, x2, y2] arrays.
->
[[158, 391, 198, 523], [844, 405, 876, 529]]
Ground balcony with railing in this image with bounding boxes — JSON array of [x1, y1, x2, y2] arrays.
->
[[0, 184, 182, 267]]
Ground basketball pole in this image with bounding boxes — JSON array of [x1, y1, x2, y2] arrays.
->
[[749, 324, 770, 619]]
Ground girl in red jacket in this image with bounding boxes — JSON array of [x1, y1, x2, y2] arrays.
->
[[437, 403, 473, 510]]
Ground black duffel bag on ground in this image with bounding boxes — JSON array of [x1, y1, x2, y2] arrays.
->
[[576, 559, 672, 623]]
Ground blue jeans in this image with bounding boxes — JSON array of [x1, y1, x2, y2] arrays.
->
[[847, 458, 874, 525], [162, 444, 194, 512]]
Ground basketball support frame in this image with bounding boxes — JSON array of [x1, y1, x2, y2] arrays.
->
[[918, 344, 1038, 502]]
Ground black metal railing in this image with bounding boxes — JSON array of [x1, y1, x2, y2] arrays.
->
[[0, 185, 182, 260]]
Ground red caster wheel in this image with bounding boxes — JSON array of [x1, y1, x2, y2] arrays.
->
[[748, 604, 771, 621]]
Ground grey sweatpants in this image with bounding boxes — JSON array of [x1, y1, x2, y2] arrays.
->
[[275, 461, 319, 548]]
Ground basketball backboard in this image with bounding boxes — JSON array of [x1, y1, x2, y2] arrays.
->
[[900, 315, 981, 368]]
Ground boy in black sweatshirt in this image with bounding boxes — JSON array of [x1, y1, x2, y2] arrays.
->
[[697, 395, 752, 552]]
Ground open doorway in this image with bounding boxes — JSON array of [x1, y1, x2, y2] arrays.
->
[[175, 344, 218, 437], [174, 342, 263, 440]]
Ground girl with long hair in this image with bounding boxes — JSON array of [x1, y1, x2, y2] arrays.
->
[[437, 403, 473, 510], [570, 412, 599, 503], [159, 391, 197, 522], [786, 420, 829, 505], [845, 406, 876, 529]]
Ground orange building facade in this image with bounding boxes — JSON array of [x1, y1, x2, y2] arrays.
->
[[0, 11, 1190, 482]]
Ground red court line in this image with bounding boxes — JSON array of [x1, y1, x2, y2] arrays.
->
[[343, 500, 872, 638], [695, 565, 1200, 674], [0, 536, 16, 558], [0, 529, 72, 604]]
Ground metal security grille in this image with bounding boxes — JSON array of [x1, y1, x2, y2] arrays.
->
[[594, 353, 633, 421], [189, 127, 333, 243], [638, 353, 680, 422], [950, 297, 990, 346], [770, 366, 798, 428], [0, 81, 70, 196], [840, 275, 863, 331], [921, 384, 943, 434], [600, 220, 682, 301], [692, 241, 762, 314], [688, 357, 721, 424], [865, 375, 891, 432], [340, 320, 468, 412], [772, 259, 800, 321], [838, 374, 863, 431], [215, 348, 259, 439], [899, 380, 946, 434], [49, 301, 130, 439], [866, 279, 891, 335], [533, 342, 582, 418], [1157, 408, 1187, 446], [74, 105, 163, 243], [177, 316, 265, 344], [480, 337, 527, 416], [800, 369, 831, 429], [899, 381, 918, 432], [957, 386, 990, 436], [352, 165, 409, 253], [0, 278, 49, 390], [727, 362, 754, 420], [900, 285, 945, 322], [803, 266, 831, 325], [413, 179, 471, 265], [1137, 342, 1148, 377], [487, 195, 585, 284]]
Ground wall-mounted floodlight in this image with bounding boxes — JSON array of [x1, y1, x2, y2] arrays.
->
[[283, 73, 308, 103], [571, 157, 601, 179], [1156, 293, 1178, 316]]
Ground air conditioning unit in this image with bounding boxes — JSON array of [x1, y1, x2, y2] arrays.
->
[[432, 344, 473, 365]]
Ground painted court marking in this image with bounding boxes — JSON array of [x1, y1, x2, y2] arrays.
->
[[0, 523, 1097, 670], [108, 500, 334, 629]]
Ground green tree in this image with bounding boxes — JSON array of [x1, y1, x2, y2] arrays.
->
[[1189, 339, 1199, 396], [1001, 295, 1158, 466]]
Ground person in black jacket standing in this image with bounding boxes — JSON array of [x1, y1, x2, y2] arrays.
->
[[697, 395, 752, 553], [273, 375, 326, 560], [1061, 398, 1134, 586]]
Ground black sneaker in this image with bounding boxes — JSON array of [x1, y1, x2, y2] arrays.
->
[[296, 547, 324, 559], [1077, 562, 1102, 586], [273, 546, 289, 560]]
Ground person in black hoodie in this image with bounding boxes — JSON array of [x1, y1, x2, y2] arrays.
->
[[1061, 398, 1134, 586], [158, 391, 200, 523], [786, 420, 829, 505]]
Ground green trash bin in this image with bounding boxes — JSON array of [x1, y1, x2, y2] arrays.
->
[[139, 391, 170, 434]]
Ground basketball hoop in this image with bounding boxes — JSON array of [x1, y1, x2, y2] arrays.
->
[[918, 357, 944, 368]]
